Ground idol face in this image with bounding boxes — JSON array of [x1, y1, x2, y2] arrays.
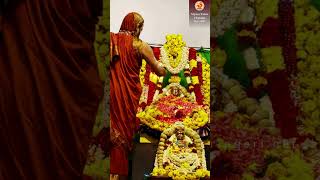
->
[[176, 127, 185, 140]]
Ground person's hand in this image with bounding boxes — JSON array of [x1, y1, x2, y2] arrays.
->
[[157, 63, 166, 76], [140, 41, 166, 76]]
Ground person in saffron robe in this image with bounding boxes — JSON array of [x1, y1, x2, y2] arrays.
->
[[110, 12, 166, 179], [0, 0, 103, 179]]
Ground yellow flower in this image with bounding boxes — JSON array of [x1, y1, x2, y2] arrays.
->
[[212, 47, 227, 68], [302, 100, 317, 113], [169, 76, 181, 83], [189, 59, 198, 70], [253, 76, 268, 88], [200, 56, 210, 106], [305, 33, 320, 55], [255, 0, 278, 27], [150, 73, 158, 84], [260, 47, 285, 73], [191, 76, 199, 85], [139, 60, 147, 86], [237, 30, 256, 39]]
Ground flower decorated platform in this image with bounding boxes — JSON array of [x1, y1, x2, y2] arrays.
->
[[137, 34, 211, 141], [150, 122, 210, 180], [211, 0, 320, 179], [133, 34, 211, 180]]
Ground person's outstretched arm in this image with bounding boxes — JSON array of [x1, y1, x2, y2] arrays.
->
[[140, 41, 166, 76]]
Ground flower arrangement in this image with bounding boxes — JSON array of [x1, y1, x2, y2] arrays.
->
[[189, 53, 204, 105], [214, 67, 271, 126], [212, 112, 282, 176], [137, 93, 209, 131], [211, 0, 246, 37], [295, 0, 320, 142], [137, 34, 210, 132], [210, 0, 320, 178], [161, 34, 189, 74], [212, 47, 227, 69], [260, 46, 285, 73], [263, 146, 314, 179], [151, 123, 210, 179], [200, 54, 210, 106], [254, 0, 278, 27]]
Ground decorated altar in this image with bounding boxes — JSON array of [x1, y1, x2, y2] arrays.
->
[[211, 0, 320, 179], [134, 34, 210, 180]]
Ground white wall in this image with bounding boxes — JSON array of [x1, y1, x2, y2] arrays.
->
[[110, 0, 210, 48]]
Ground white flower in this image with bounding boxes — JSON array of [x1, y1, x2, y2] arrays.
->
[[239, 6, 255, 24], [160, 47, 189, 74], [211, 0, 247, 37], [243, 48, 260, 70], [259, 95, 275, 123], [224, 102, 238, 112]]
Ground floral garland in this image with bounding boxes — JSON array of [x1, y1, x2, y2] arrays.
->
[[262, 145, 314, 179], [160, 34, 189, 74], [212, 112, 282, 175], [211, 0, 320, 178], [213, 67, 271, 127], [200, 54, 210, 106], [139, 59, 147, 87], [255, 0, 278, 28], [160, 47, 189, 74], [295, 0, 320, 140], [138, 45, 210, 133], [163, 34, 186, 67], [137, 94, 208, 131], [152, 123, 210, 179], [189, 50, 204, 105], [253, 0, 299, 138], [279, 0, 298, 77], [211, 0, 246, 37], [138, 60, 148, 106]]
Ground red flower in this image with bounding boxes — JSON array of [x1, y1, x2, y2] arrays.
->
[[278, 0, 297, 76], [147, 82, 156, 104], [212, 113, 283, 174], [152, 47, 161, 60], [258, 17, 281, 47], [189, 48, 197, 60], [197, 62, 203, 85], [194, 85, 203, 105], [265, 70, 298, 138]]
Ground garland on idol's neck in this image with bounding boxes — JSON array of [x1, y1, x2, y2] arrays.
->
[[160, 34, 189, 74]]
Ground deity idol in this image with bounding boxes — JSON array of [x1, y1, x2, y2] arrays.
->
[[137, 34, 210, 132], [151, 122, 210, 179]]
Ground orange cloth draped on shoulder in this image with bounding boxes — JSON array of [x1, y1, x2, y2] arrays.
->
[[110, 12, 143, 175]]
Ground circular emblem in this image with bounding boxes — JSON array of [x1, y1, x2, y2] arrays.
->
[[195, 1, 205, 11]]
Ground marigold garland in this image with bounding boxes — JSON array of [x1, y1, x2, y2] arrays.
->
[[137, 94, 209, 132], [161, 34, 189, 74], [152, 123, 210, 179], [200, 54, 210, 106], [295, 0, 320, 143]]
